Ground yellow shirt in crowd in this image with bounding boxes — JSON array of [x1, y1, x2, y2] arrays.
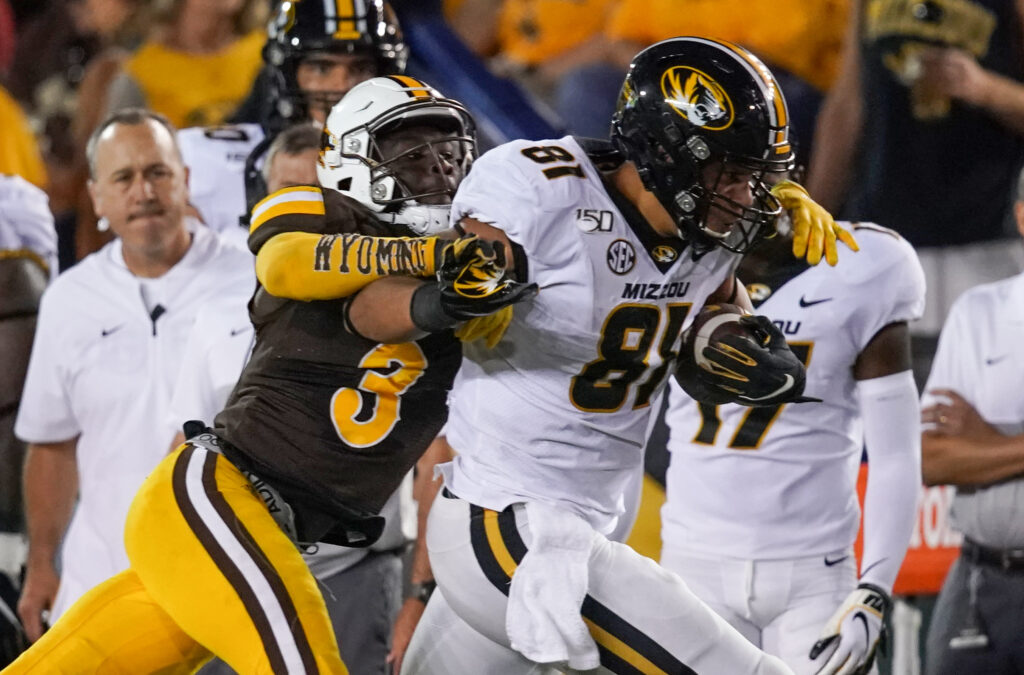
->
[[124, 30, 265, 128], [607, 0, 849, 91], [0, 85, 47, 189], [497, 0, 619, 66]]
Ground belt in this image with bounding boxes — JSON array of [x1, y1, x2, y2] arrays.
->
[[962, 538, 1024, 572]]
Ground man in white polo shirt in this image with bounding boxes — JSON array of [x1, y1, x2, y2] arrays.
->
[[13, 109, 253, 643], [921, 172, 1024, 675]]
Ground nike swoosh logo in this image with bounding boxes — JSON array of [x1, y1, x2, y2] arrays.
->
[[824, 555, 849, 566], [230, 327, 249, 337], [986, 355, 1008, 366], [799, 296, 833, 307], [739, 374, 795, 403], [101, 325, 124, 337]]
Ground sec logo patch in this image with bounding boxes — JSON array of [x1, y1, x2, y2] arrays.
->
[[607, 239, 636, 275]]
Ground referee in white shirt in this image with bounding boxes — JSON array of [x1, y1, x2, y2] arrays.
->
[[13, 109, 254, 644], [920, 171, 1024, 675]]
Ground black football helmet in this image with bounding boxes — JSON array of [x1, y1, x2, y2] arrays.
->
[[263, 0, 408, 124], [611, 37, 795, 254]]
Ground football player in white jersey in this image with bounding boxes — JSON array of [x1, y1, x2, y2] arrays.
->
[[387, 37, 858, 675], [176, 0, 407, 247], [660, 208, 925, 675]]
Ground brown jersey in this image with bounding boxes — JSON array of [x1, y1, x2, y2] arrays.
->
[[213, 186, 460, 541]]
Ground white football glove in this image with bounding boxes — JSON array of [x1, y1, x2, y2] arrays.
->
[[809, 584, 890, 675]]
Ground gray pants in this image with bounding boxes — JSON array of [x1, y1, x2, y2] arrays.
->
[[199, 549, 403, 675], [925, 556, 1024, 675]]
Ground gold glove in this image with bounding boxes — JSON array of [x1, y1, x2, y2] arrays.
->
[[770, 181, 859, 266], [455, 306, 514, 349]]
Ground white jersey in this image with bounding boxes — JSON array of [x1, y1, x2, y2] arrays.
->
[[0, 174, 58, 276], [177, 123, 264, 250], [662, 224, 925, 560], [442, 137, 739, 534]]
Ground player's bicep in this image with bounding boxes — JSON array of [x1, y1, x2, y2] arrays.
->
[[853, 321, 912, 380]]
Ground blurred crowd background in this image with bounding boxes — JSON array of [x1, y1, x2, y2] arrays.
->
[[4, 1, 1024, 674]]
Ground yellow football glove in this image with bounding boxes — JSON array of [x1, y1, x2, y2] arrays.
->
[[770, 181, 859, 266], [454, 306, 514, 349]]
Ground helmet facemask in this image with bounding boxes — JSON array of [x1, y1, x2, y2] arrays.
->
[[320, 89, 477, 235], [680, 138, 791, 254]]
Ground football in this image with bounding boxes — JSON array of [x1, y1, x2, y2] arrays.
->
[[681, 303, 757, 373]]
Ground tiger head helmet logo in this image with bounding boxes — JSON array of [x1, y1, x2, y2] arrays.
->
[[661, 66, 734, 130]]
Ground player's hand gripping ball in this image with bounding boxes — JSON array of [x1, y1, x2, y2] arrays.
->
[[675, 303, 818, 406]]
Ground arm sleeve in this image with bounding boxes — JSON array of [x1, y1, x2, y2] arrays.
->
[[856, 370, 922, 592], [14, 287, 80, 443], [249, 186, 441, 301]]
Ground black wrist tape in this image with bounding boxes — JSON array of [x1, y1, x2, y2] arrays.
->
[[410, 283, 457, 333]]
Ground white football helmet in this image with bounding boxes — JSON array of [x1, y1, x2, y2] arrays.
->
[[318, 76, 476, 235]]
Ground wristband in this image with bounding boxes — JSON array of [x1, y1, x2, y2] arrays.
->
[[408, 580, 437, 604], [410, 283, 456, 333]]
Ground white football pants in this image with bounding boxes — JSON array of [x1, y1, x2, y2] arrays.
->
[[404, 493, 794, 675], [660, 547, 859, 675]]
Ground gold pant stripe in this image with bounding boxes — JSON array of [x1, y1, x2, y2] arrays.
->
[[483, 510, 519, 577], [467, 503, 695, 675], [583, 618, 669, 675], [172, 445, 318, 673]]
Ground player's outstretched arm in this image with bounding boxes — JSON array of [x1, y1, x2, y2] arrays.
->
[[255, 231, 442, 302], [771, 181, 859, 266], [347, 236, 537, 343]]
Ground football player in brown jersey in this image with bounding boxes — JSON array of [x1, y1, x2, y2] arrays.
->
[[4, 77, 533, 675]]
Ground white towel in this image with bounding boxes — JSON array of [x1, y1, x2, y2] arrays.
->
[[506, 501, 599, 671]]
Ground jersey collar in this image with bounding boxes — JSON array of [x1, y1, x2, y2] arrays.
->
[[600, 175, 687, 273]]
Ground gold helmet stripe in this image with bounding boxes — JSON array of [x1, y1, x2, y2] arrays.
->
[[386, 75, 432, 98], [713, 38, 789, 129], [330, 0, 362, 39], [691, 37, 791, 157]]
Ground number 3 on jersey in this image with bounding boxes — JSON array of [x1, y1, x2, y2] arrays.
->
[[331, 342, 427, 448], [571, 303, 692, 412]]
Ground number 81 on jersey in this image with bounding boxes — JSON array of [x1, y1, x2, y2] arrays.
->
[[570, 303, 692, 413]]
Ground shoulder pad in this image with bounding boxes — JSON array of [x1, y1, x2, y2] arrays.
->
[[574, 137, 625, 171]]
